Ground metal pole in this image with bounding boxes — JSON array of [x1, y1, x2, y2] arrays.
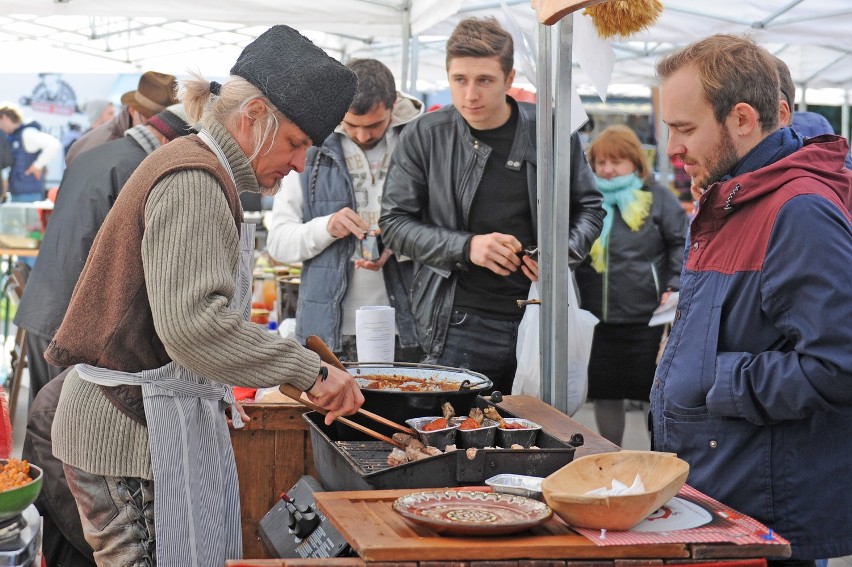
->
[[548, 17, 574, 414], [401, 3, 411, 93], [409, 35, 420, 95], [842, 90, 850, 149], [536, 23, 554, 405]]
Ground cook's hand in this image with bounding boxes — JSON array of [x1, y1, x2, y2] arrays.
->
[[307, 364, 365, 426], [659, 290, 673, 307], [521, 254, 539, 282], [25, 165, 43, 180], [469, 233, 522, 276], [226, 401, 251, 428], [355, 248, 393, 271], [327, 207, 369, 239]]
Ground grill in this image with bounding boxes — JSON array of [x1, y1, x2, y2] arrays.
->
[[304, 400, 585, 492]]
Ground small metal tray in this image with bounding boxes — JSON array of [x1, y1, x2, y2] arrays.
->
[[485, 473, 544, 499]]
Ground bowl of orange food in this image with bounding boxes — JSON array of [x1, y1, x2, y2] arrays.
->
[[0, 459, 43, 521]]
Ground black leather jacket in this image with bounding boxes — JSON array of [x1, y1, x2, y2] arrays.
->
[[380, 100, 604, 356]]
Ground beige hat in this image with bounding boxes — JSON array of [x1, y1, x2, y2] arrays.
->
[[121, 71, 179, 119]]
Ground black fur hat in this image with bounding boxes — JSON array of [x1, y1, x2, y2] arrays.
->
[[231, 25, 357, 145]]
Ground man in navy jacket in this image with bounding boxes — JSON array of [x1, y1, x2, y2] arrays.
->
[[652, 34, 852, 563]]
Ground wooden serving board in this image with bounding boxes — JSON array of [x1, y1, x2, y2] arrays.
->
[[314, 489, 690, 563]]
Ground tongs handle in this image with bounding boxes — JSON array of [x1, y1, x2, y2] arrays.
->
[[304, 335, 413, 435], [279, 384, 406, 449]]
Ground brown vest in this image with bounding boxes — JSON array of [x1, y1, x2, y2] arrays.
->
[[45, 135, 242, 424]]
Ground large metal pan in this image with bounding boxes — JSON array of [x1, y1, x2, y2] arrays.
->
[[0, 460, 43, 522], [338, 362, 493, 439]]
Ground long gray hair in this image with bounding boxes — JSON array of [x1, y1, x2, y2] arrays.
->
[[180, 71, 290, 162]]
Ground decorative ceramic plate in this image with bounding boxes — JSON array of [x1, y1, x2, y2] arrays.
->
[[393, 490, 552, 536]]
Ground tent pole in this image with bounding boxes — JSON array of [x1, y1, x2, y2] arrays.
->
[[549, 16, 575, 414], [842, 91, 850, 148], [401, 2, 411, 93], [536, 22, 554, 405], [800, 82, 807, 111], [409, 35, 420, 95]]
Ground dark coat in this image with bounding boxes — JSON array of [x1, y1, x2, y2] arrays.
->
[[575, 180, 688, 324], [15, 135, 147, 340]]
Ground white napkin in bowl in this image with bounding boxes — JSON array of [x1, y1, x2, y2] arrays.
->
[[584, 474, 646, 496]]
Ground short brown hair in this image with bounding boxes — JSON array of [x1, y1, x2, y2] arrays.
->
[[446, 17, 514, 78], [656, 34, 779, 133], [0, 105, 22, 124], [347, 58, 397, 114], [587, 125, 651, 180], [773, 55, 795, 112]]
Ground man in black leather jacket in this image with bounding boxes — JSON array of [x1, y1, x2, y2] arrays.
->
[[380, 17, 604, 393]]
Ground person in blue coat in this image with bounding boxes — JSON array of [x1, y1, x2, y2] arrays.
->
[[653, 34, 852, 564]]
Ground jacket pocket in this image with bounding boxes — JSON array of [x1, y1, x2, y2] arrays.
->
[[662, 304, 722, 411], [660, 410, 774, 525]]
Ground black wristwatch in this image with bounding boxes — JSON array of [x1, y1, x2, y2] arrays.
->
[[317, 365, 329, 382]]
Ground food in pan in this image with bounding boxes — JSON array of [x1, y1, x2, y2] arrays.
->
[[457, 407, 485, 430], [386, 433, 443, 465], [484, 406, 526, 429], [359, 374, 463, 392], [422, 402, 455, 431]]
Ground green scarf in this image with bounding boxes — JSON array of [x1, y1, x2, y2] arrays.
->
[[589, 172, 652, 273]]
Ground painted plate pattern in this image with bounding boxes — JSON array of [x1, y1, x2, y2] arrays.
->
[[392, 490, 552, 536]]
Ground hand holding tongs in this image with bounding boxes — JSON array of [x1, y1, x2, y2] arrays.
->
[[279, 335, 414, 448]]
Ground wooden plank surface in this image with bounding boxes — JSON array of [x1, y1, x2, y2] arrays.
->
[[314, 490, 690, 563], [497, 396, 620, 458]]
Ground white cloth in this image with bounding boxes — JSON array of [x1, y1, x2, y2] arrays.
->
[[21, 126, 62, 169]]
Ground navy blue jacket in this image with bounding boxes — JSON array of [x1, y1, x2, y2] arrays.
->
[[651, 135, 852, 560], [7, 122, 45, 196]]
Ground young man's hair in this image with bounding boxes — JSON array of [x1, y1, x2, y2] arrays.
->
[[346, 58, 397, 115], [773, 55, 796, 119], [0, 104, 23, 124], [445, 17, 514, 78], [656, 34, 779, 133]]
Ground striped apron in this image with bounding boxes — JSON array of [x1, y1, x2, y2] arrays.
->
[[77, 128, 253, 566]]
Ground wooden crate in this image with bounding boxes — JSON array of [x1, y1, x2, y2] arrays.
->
[[231, 400, 318, 559]]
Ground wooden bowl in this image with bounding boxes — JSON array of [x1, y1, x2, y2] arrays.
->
[[541, 450, 689, 531]]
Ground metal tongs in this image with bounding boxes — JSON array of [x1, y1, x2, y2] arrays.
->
[[279, 335, 414, 449]]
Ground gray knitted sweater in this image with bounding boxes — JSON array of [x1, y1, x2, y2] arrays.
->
[[52, 120, 320, 480]]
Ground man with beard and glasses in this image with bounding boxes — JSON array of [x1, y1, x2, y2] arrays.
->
[[651, 34, 852, 566], [267, 58, 425, 363]]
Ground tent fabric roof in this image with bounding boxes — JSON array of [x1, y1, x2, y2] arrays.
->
[[2, 0, 852, 95]]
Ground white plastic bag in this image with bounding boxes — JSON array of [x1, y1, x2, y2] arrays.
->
[[565, 275, 598, 415], [512, 282, 542, 398], [513, 277, 599, 417]]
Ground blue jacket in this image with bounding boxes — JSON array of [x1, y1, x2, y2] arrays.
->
[[296, 133, 419, 352], [7, 122, 45, 196], [651, 134, 852, 560]]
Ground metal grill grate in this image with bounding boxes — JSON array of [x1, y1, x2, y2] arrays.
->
[[335, 440, 396, 474]]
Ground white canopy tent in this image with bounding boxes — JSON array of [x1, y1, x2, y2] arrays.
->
[[3, 0, 852, 96]]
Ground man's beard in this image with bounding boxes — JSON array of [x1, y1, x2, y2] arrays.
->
[[701, 126, 740, 189]]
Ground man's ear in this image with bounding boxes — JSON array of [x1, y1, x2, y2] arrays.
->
[[729, 102, 760, 137]]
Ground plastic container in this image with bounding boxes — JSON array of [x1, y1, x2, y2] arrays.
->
[[0, 203, 44, 248]]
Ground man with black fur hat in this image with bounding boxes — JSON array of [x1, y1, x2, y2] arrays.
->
[[46, 25, 362, 565]]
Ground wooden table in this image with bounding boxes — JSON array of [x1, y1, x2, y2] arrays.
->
[[229, 396, 790, 565]]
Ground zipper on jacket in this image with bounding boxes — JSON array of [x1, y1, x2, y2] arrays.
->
[[601, 245, 611, 321], [650, 262, 660, 298]]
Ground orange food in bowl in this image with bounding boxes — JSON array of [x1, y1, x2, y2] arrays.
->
[[0, 458, 32, 492]]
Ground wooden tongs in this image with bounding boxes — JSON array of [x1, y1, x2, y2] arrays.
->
[[279, 335, 414, 449]]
